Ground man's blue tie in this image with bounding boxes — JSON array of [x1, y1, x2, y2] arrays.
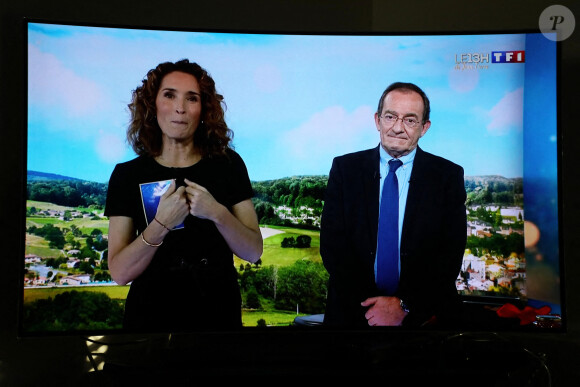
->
[[377, 158, 403, 295]]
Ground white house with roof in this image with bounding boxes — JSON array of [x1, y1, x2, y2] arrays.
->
[[25, 254, 42, 264], [59, 274, 91, 286]]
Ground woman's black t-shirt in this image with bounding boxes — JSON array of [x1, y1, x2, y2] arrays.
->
[[104, 149, 254, 332]]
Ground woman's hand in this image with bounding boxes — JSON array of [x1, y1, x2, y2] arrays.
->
[[184, 178, 263, 263], [184, 178, 223, 221], [156, 179, 190, 229]]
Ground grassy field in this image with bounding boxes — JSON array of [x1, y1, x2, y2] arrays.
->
[[234, 225, 321, 268], [26, 200, 108, 234], [26, 216, 109, 235], [23, 285, 131, 303], [242, 309, 305, 327], [24, 234, 58, 258], [27, 200, 78, 212]]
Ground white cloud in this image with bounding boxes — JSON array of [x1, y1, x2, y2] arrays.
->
[[279, 105, 377, 162], [487, 88, 524, 135], [28, 43, 108, 118], [253, 64, 282, 93], [95, 132, 127, 163], [448, 67, 480, 93]]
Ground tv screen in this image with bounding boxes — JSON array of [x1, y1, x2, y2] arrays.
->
[[22, 20, 563, 335]]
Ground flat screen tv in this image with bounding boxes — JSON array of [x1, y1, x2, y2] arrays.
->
[[21, 20, 563, 338]]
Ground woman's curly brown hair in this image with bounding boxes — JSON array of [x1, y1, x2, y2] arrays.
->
[[127, 59, 233, 158]]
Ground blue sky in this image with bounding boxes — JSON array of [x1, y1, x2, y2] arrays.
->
[[27, 23, 555, 183]]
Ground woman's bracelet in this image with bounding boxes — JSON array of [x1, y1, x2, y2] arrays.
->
[[141, 233, 163, 247], [154, 217, 171, 231]]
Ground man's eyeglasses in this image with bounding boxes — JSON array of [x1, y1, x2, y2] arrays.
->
[[380, 113, 422, 129]]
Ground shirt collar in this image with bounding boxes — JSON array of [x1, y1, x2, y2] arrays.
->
[[379, 145, 417, 168]]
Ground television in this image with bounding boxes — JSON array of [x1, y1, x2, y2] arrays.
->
[[6, 1, 578, 382]]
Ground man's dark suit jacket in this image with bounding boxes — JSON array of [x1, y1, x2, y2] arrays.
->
[[320, 145, 467, 328]]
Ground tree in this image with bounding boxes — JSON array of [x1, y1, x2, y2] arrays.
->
[[27, 179, 107, 208], [91, 228, 103, 238], [281, 235, 311, 248], [93, 271, 111, 282], [296, 235, 312, 248], [70, 224, 82, 237], [255, 265, 278, 299], [245, 288, 262, 309], [281, 237, 296, 248], [45, 257, 67, 269], [65, 231, 76, 245], [45, 225, 65, 249], [80, 245, 98, 260], [275, 260, 328, 314], [22, 290, 124, 332], [85, 230, 107, 251], [79, 261, 95, 275], [493, 209, 504, 228]]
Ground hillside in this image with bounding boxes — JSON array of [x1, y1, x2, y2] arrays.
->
[[27, 170, 85, 182]]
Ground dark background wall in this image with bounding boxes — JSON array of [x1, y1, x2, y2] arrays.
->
[[2, 1, 579, 385]]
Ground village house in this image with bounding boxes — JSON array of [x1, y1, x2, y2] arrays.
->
[[59, 274, 91, 286], [25, 254, 42, 264]]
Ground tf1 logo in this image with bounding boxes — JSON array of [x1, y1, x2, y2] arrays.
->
[[491, 51, 525, 63]]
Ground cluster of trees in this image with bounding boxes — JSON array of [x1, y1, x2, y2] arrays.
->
[[26, 172, 522, 221], [253, 175, 522, 217], [239, 260, 328, 315], [252, 176, 326, 227], [253, 200, 289, 227], [27, 224, 66, 249], [252, 175, 327, 208], [466, 204, 524, 258], [281, 235, 311, 248], [22, 290, 123, 332], [27, 224, 107, 253], [27, 173, 107, 209], [465, 176, 523, 206], [252, 175, 524, 230], [465, 233, 524, 258]]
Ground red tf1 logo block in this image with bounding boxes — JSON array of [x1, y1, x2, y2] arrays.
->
[[491, 51, 526, 63]]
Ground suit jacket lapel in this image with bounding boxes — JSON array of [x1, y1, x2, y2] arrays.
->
[[401, 146, 427, 251], [364, 146, 381, 252]]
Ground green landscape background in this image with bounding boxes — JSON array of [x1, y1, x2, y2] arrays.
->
[[23, 171, 524, 333]]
